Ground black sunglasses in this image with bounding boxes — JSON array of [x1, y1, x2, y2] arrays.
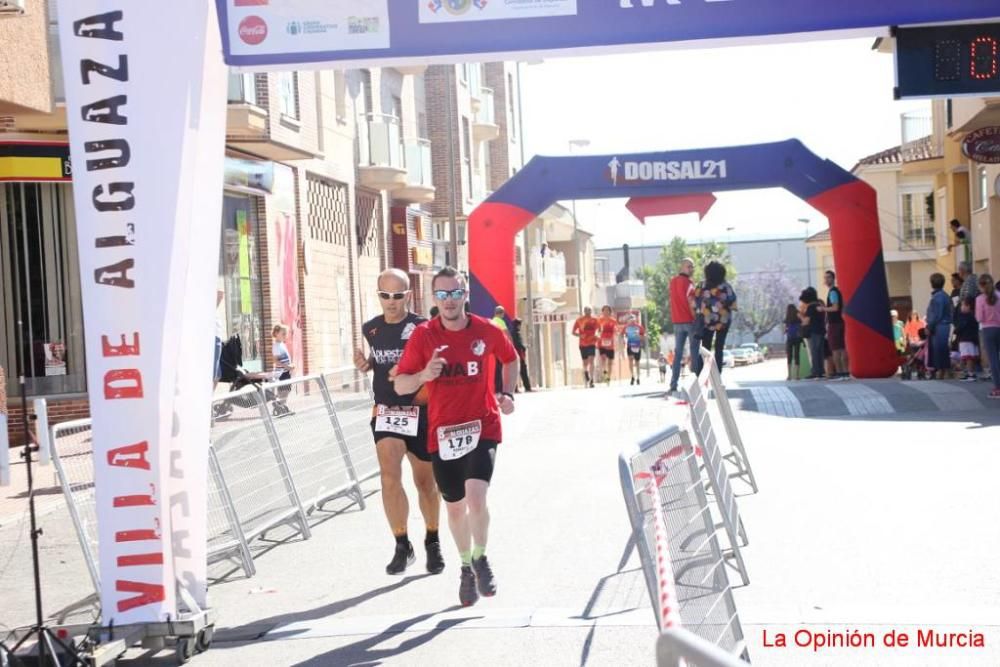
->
[[433, 288, 467, 301], [378, 290, 410, 300]]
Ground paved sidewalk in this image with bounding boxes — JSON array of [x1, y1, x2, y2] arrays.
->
[[3, 362, 999, 666]]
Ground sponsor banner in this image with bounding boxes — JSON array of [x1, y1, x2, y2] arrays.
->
[[55, 2, 225, 623], [216, 0, 1000, 69], [268, 164, 301, 368], [227, 0, 389, 57], [961, 126, 1000, 164], [0, 142, 72, 182], [419, 0, 577, 24]]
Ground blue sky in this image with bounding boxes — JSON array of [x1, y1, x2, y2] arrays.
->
[[520, 37, 928, 250]]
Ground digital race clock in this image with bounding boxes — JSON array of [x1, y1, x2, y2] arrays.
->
[[894, 22, 1000, 99]]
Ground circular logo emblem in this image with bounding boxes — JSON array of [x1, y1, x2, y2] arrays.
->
[[445, 0, 472, 15], [238, 15, 268, 45], [471, 339, 486, 357]]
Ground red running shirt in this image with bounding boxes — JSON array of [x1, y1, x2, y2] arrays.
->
[[597, 317, 618, 349], [573, 316, 599, 347], [669, 274, 694, 324], [397, 314, 518, 453]]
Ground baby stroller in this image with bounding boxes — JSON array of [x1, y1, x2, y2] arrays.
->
[[900, 333, 930, 380], [214, 334, 289, 419]]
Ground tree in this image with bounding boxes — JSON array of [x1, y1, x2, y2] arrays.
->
[[731, 261, 798, 343], [637, 236, 735, 333], [642, 303, 663, 354]]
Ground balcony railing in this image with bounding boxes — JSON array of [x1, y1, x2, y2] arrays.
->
[[404, 139, 433, 187], [899, 215, 936, 250], [900, 110, 943, 162], [227, 72, 258, 105], [358, 113, 405, 169]]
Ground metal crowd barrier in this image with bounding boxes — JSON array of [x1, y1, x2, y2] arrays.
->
[[44, 366, 377, 593], [619, 425, 748, 661], [686, 373, 750, 586], [47, 418, 101, 593], [697, 349, 757, 493], [657, 628, 750, 667]]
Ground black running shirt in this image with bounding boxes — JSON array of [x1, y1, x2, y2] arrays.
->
[[362, 313, 426, 406], [826, 286, 844, 325]]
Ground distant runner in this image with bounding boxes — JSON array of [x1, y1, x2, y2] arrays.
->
[[395, 267, 519, 607], [572, 306, 599, 388], [622, 314, 646, 385], [596, 305, 618, 383], [355, 268, 445, 576]]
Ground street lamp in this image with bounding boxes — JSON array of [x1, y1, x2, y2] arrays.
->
[[798, 217, 811, 285], [568, 139, 589, 313]]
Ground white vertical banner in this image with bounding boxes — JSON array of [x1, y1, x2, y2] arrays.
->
[[56, 2, 224, 624], [169, 5, 228, 611]]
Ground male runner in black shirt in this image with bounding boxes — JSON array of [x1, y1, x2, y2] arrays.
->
[[355, 268, 445, 575]]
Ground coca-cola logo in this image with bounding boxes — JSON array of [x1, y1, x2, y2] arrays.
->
[[962, 126, 1000, 164], [238, 15, 268, 45]]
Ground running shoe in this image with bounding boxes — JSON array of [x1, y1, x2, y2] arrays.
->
[[630, 377, 635, 386], [471, 555, 497, 597], [636, 377, 640, 385], [459, 566, 479, 606], [425, 540, 445, 574], [385, 541, 415, 575]]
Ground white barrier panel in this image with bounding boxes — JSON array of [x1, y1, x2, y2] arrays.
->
[[698, 349, 757, 493], [686, 375, 750, 586]]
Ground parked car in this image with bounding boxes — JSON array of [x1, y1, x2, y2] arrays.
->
[[731, 347, 753, 366], [737, 343, 763, 364], [722, 349, 735, 368]]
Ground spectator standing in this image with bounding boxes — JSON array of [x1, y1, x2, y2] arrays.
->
[[958, 261, 979, 302], [819, 270, 849, 378], [667, 258, 698, 393], [490, 306, 510, 391], [950, 273, 963, 308], [784, 304, 803, 381], [799, 287, 826, 379], [693, 261, 737, 375], [925, 273, 953, 379], [509, 318, 532, 393], [975, 274, 1000, 399], [657, 354, 668, 383], [954, 297, 980, 381]]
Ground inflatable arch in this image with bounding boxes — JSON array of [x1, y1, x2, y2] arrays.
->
[[468, 139, 898, 379]]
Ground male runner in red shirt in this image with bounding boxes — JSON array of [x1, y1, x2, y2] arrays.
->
[[572, 306, 599, 387], [596, 305, 619, 383], [395, 267, 519, 607]]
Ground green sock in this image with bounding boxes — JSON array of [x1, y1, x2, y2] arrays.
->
[[472, 545, 486, 561], [460, 550, 473, 566]]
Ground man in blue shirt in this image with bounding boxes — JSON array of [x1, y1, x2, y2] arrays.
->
[[622, 314, 646, 386]]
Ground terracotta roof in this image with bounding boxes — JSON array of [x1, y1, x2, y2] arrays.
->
[[806, 229, 830, 244], [851, 145, 901, 173]]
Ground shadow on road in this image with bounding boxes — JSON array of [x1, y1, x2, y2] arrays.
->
[[211, 573, 435, 644], [288, 607, 472, 667]]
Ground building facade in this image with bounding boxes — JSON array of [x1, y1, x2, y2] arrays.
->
[[1, 3, 530, 443]]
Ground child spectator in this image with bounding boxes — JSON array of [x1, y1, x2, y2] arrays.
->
[[975, 274, 1000, 400], [271, 324, 294, 416], [657, 353, 668, 383], [954, 297, 979, 381], [784, 304, 802, 381]]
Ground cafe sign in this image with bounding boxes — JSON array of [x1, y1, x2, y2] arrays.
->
[[962, 126, 1000, 164]]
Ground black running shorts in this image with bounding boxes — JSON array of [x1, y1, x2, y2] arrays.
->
[[370, 407, 431, 462], [579, 345, 596, 360], [432, 440, 498, 503], [599, 347, 615, 360]]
